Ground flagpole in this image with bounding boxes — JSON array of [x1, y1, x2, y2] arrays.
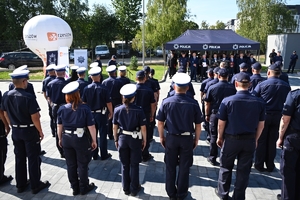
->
[[142, 0, 145, 67]]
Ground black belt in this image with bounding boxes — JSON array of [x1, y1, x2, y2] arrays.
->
[[225, 134, 255, 140]]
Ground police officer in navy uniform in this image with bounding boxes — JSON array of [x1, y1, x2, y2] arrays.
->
[[215, 73, 265, 200], [269, 49, 277, 64], [0, 90, 12, 186], [88, 62, 103, 84], [82, 67, 113, 160], [189, 52, 199, 82], [75, 67, 89, 97], [249, 62, 265, 93], [117, 65, 131, 86], [95, 55, 102, 69], [134, 70, 156, 162], [102, 65, 123, 140], [204, 67, 220, 94], [57, 81, 97, 195], [46, 64, 69, 158], [276, 89, 300, 200], [230, 63, 250, 86], [113, 84, 147, 196], [178, 51, 189, 73], [235, 52, 246, 73], [204, 68, 236, 166], [157, 73, 202, 200], [2, 70, 50, 194], [275, 61, 290, 85], [108, 55, 117, 66], [287, 50, 298, 74], [253, 64, 291, 172], [273, 51, 283, 64], [149, 68, 161, 95], [42, 64, 57, 137]]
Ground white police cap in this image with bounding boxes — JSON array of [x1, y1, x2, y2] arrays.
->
[[76, 67, 87, 74], [106, 65, 116, 73], [55, 64, 66, 72], [46, 64, 56, 71], [172, 73, 191, 87], [89, 62, 99, 68], [88, 67, 101, 76], [118, 65, 127, 71], [70, 65, 79, 70], [120, 84, 137, 98], [62, 81, 79, 94], [9, 70, 30, 79], [13, 65, 28, 73]]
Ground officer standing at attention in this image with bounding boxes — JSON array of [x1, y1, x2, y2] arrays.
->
[[230, 63, 250, 85], [0, 90, 12, 186], [253, 64, 291, 172], [57, 81, 97, 195], [95, 55, 102, 69], [46, 64, 69, 158], [269, 49, 277, 64], [108, 55, 117, 66], [102, 65, 123, 140], [42, 64, 57, 137], [75, 67, 89, 97], [287, 50, 298, 74], [88, 62, 103, 84], [273, 51, 283, 63], [204, 67, 220, 94], [2, 70, 50, 194], [82, 67, 113, 160], [189, 52, 199, 82], [249, 62, 266, 93], [157, 73, 202, 200], [113, 84, 147, 196], [204, 68, 236, 166], [135, 70, 156, 162], [178, 51, 189, 73], [69, 65, 79, 82], [276, 89, 300, 200], [275, 61, 290, 85], [215, 73, 265, 200], [117, 65, 131, 86]]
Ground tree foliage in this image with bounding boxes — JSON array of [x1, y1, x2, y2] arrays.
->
[[200, 20, 210, 29], [236, 0, 297, 51], [210, 20, 226, 29]]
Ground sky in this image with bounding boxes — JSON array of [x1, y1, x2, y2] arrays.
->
[[90, 0, 299, 26]]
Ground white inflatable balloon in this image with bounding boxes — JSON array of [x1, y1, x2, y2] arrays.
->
[[23, 15, 73, 70]]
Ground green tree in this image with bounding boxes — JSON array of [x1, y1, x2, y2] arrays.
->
[[112, 0, 142, 44], [236, 0, 296, 52], [200, 20, 210, 29], [182, 20, 199, 31]]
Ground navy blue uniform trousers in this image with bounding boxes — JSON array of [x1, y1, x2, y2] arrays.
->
[[118, 135, 142, 193], [280, 133, 300, 200], [12, 127, 41, 189], [190, 66, 197, 82], [0, 121, 7, 182], [48, 103, 55, 137], [52, 104, 64, 156], [93, 112, 109, 159], [209, 113, 218, 162], [142, 112, 152, 159], [62, 133, 92, 193], [165, 134, 193, 199], [217, 137, 255, 200]]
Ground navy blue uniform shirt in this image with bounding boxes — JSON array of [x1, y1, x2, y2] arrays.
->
[[178, 57, 188, 67], [204, 80, 236, 111], [156, 93, 203, 134], [253, 77, 291, 112], [2, 88, 40, 125], [9, 82, 36, 99], [273, 55, 283, 63], [149, 77, 161, 92], [134, 83, 156, 114], [282, 90, 300, 131], [218, 90, 265, 135], [77, 78, 89, 97], [57, 103, 95, 130], [81, 82, 111, 111], [231, 72, 252, 85], [249, 74, 266, 93], [204, 78, 219, 93], [42, 75, 56, 93], [95, 60, 102, 68], [189, 56, 199, 67], [279, 72, 289, 84], [113, 104, 147, 131], [102, 77, 123, 100], [117, 76, 131, 86], [200, 77, 213, 93], [46, 77, 68, 105], [169, 81, 195, 97], [107, 60, 117, 66], [145, 79, 158, 93], [290, 54, 298, 63]]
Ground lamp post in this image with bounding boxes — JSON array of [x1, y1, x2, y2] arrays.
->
[[142, 0, 145, 67]]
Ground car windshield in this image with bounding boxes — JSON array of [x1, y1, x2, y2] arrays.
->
[[96, 46, 108, 51]]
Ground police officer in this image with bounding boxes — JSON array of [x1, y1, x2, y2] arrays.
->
[[2, 70, 50, 194], [189, 52, 199, 82], [249, 62, 266, 93], [102, 65, 123, 140], [273, 51, 283, 64], [82, 67, 113, 160], [76, 67, 89, 97], [157, 73, 202, 200], [269, 49, 277, 64], [275, 61, 289, 85], [117, 65, 131, 86], [276, 89, 300, 200], [57, 81, 97, 195], [135, 70, 156, 162], [69, 65, 79, 82], [287, 50, 298, 74], [168, 69, 196, 98], [0, 90, 12, 186], [231, 63, 250, 86], [204, 68, 236, 166], [253, 64, 291, 172], [46, 64, 69, 158], [215, 73, 265, 200], [204, 67, 220, 94], [113, 84, 147, 196], [95, 55, 102, 69], [178, 51, 189, 73], [235, 52, 246, 73], [108, 55, 117, 66], [88, 62, 103, 84], [42, 64, 57, 137]]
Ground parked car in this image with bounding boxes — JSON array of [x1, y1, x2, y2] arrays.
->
[[95, 45, 110, 58], [155, 46, 168, 57], [138, 49, 154, 57], [116, 45, 130, 57], [0, 51, 43, 70]]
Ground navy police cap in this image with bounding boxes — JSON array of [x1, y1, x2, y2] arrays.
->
[[235, 72, 250, 83]]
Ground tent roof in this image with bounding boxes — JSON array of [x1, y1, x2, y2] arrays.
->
[[164, 29, 260, 51]]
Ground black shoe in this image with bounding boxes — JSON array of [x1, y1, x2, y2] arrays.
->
[[40, 150, 46, 156], [52, 134, 55, 138], [17, 180, 30, 193], [215, 188, 229, 200], [93, 155, 100, 160], [130, 185, 141, 196], [142, 154, 154, 162], [60, 154, 65, 158], [101, 153, 112, 160], [124, 189, 130, 195], [73, 188, 80, 196], [254, 166, 266, 172], [0, 175, 13, 185], [80, 183, 95, 195], [207, 158, 217, 166], [277, 194, 281, 200], [31, 181, 50, 194], [177, 192, 188, 200]]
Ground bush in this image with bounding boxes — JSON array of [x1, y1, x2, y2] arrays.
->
[[129, 56, 138, 70]]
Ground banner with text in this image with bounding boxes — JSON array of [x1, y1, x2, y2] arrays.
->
[[58, 46, 69, 79]]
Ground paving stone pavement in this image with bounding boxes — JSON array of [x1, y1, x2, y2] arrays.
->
[[0, 73, 299, 200]]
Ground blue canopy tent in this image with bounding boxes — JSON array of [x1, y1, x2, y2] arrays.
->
[[164, 29, 260, 51]]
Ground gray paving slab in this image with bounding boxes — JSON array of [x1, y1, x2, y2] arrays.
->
[[0, 73, 299, 200]]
